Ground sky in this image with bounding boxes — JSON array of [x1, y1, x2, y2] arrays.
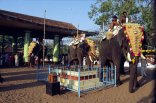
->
[[0, 0, 99, 31]]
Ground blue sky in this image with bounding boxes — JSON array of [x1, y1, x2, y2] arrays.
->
[[0, 0, 99, 31]]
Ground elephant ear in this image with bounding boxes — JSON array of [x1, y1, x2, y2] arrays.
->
[[117, 29, 124, 47]]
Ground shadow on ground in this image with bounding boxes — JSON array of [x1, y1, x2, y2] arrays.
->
[[0, 81, 45, 92]]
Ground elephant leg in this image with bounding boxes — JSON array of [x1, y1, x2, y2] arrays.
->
[[129, 63, 138, 93], [77, 56, 83, 69], [100, 58, 107, 82], [86, 56, 92, 70], [100, 58, 106, 68], [120, 56, 126, 75], [134, 69, 139, 88], [67, 55, 72, 69], [114, 61, 122, 86]]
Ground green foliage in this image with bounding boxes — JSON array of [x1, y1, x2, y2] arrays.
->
[[88, 0, 154, 46], [88, 0, 143, 26], [88, 0, 153, 26]]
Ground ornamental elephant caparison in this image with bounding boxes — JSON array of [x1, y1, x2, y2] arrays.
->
[[117, 23, 146, 93], [68, 40, 97, 68]]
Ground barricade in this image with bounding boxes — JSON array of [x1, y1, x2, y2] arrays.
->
[[51, 65, 116, 97], [36, 65, 116, 97]]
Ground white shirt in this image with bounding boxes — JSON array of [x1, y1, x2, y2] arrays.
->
[[126, 17, 128, 23], [111, 25, 122, 36], [80, 33, 85, 42]]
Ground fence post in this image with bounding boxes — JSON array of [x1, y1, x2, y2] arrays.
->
[[48, 65, 51, 74], [111, 66, 113, 84], [78, 68, 80, 97], [102, 68, 104, 83], [114, 66, 116, 87], [106, 67, 108, 83], [108, 67, 110, 82]]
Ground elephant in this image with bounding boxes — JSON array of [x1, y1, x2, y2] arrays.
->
[[100, 23, 146, 88], [68, 39, 97, 68], [99, 34, 123, 85], [117, 23, 146, 93], [31, 42, 47, 68]]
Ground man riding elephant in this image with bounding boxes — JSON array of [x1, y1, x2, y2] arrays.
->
[[103, 15, 122, 40]]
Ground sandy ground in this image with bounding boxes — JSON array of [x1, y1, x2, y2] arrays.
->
[[0, 67, 155, 103]]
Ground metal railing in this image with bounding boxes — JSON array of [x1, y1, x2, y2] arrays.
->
[[36, 65, 116, 97]]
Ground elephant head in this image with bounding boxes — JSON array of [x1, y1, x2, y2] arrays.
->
[[68, 39, 97, 67], [85, 38, 97, 63], [117, 23, 145, 93], [28, 41, 47, 60], [118, 23, 145, 64]]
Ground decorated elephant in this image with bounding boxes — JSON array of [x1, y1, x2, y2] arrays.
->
[[100, 23, 146, 89], [68, 38, 97, 68], [117, 23, 146, 93], [28, 40, 47, 68]]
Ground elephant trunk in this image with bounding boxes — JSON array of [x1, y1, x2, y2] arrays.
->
[[127, 52, 132, 62]]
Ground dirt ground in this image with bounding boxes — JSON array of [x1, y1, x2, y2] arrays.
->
[[0, 67, 155, 103]]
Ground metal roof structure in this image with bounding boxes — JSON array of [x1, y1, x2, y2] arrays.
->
[[0, 9, 97, 39]]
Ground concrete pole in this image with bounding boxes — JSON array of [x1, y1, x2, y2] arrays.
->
[[23, 31, 30, 63], [53, 35, 60, 63]]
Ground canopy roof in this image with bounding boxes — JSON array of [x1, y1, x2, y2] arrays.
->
[[0, 9, 96, 39]]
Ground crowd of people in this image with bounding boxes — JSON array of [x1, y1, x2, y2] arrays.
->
[[0, 52, 24, 68]]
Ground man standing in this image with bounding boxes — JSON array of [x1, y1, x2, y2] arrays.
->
[[120, 11, 129, 25], [140, 58, 147, 77]]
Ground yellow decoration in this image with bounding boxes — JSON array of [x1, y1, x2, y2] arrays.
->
[[105, 31, 113, 40], [152, 50, 156, 52], [86, 38, 96, 56], [131, 58, 135, 64], [123, 23, 144, 56], [28, 41, 37, 55], [141, 50, 146, 52], [142, 50, 156, 53]]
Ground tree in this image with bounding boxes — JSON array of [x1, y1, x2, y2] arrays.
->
[[88, 0, 155, 47], [88, 0, 140, 27]]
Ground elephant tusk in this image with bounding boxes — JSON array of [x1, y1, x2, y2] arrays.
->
[[127, 52, 132, 62], [140, 53, 146, 59], [89, 55, 93, 62]]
